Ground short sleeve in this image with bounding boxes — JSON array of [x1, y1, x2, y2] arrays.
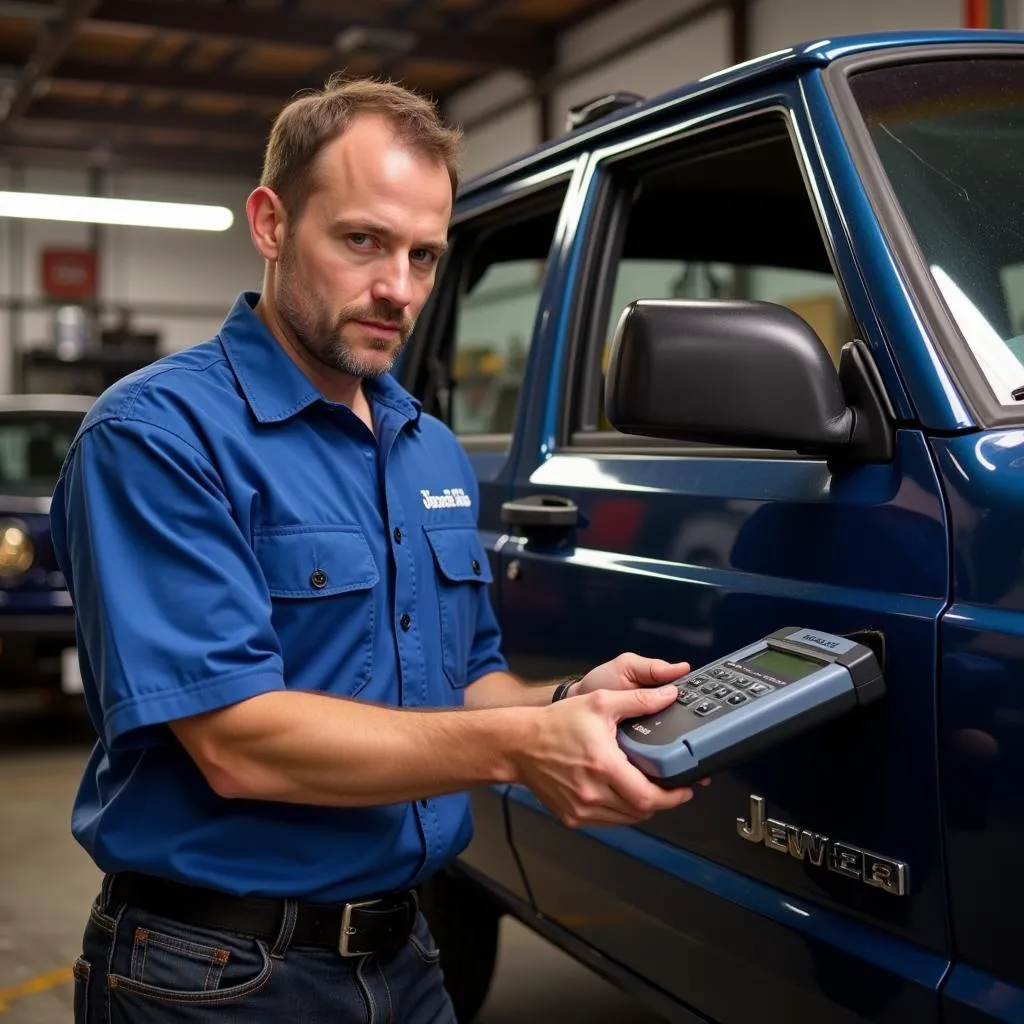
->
[[452, 441, 507, 686], [51, 417, 284, 750], [466, 582, 508, 686]]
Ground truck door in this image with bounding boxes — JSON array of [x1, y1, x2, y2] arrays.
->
[[400, 158, 585, 903], [500, 96, 950, 1023]]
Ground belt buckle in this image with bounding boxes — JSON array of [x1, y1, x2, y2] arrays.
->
[[338, 898, 380, 957]]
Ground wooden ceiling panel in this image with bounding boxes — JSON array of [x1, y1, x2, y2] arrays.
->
[[67, 26, 152, 63], [181, 94, 248, 116], [0, 17, 40, 50], [258, 97, 284, 113], [140, 33, 191, 66], [401, 59, 476, 92], [305, 55, 380, 81], [300, 0, 397, 18], [45, 80, 108, 102], [140, 92, 174, 109], [186, 40, 237, 72], [232, 43, 332, 76], [503, 0, 592, 23]]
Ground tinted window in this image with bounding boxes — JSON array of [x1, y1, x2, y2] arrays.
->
[[578, 125, 853, 435], [429, 188, 567, 439], [0, 414, 81, 493], [850, 58, 1024, 404], [451, 256, 543, 436]]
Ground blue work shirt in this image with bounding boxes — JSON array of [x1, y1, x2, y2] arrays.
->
[[50, 291, 507, 902]]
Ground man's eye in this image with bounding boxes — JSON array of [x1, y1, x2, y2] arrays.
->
[[349, 234, 372, 247], [411, 249, 437, 265]]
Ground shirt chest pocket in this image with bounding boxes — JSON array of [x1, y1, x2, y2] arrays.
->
[[424, 525, 494, 690], [254, 525, 379, 697]]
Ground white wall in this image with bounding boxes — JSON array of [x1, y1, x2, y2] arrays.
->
[[446, 71, 538, 180], [751, 0, 964, 54], [99, 170, 260, 352], [446, 0, 1015, 181], [0, 162, 260, 393], [553, 0, 729, 131]]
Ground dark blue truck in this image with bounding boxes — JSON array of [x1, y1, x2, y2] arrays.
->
[[0, 394, 94, 702], [397, 30, 1024, 1024]]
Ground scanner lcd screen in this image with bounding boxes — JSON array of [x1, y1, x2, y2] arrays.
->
[[741, 648, 820, 681]]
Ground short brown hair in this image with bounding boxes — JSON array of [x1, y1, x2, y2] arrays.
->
[[260, 75, 462, 221]]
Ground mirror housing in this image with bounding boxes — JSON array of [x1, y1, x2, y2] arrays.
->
[[604, 299, 889, 457]]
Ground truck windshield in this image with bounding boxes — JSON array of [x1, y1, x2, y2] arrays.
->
[[0, 414, 82, 494], [849, 57, 1024, 405]]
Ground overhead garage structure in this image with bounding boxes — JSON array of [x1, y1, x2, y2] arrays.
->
[[0, 0, 626, 177]]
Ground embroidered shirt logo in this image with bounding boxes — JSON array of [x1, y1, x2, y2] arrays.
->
[[421, 488, 472, 510]]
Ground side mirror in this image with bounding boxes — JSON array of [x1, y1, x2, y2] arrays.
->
[[604, 299, 892, 460]]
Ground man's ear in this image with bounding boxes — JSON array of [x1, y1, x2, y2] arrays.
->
[[246, 186, 288, 262]]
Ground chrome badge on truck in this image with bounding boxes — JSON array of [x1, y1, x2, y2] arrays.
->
[[737, 795, 908, 896]]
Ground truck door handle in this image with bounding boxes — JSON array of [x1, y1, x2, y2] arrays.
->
[[500, 494, 579, 530]]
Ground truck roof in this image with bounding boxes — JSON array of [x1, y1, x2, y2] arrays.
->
[[459, 29, 1024, 198]]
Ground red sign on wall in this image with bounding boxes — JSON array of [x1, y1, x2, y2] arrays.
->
[[41, 248, 98, 300]]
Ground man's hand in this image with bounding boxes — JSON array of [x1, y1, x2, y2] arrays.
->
[[513, 684, 703, 829], [573, 652, 691, 697]]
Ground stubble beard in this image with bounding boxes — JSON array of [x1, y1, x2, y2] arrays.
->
[[276, 245, 412, 380]]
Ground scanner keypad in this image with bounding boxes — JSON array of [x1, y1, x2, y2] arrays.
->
[[675, 663, 779, 720]]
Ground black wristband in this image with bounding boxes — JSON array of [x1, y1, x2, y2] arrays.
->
[[551, 675, 584, 703]]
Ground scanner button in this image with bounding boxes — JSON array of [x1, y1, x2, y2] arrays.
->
[[748, 682, 773, 697], [712, 685, 731, 700], [700, 682, 718, 694], [678, 690, 700, 706], [727, 692, 748, 706], [731, 676, 753, 689], [693, 700, 721, 717]]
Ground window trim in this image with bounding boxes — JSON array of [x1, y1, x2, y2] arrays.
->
[[824, 43, 1024, 429], [405, 161, 579, 452], [560, 102, 862, 457]]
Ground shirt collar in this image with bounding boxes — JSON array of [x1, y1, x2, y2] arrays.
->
[[218, 291, 421, 426]]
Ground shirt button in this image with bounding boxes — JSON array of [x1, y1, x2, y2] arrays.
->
[[393, 527, 403, 544], [471, 559, 482, 575], [400, 613, 411, 631], [310, 569, 328, 589]]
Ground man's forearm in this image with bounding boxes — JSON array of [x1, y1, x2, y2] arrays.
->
[[464, 670, 578, 710], [171, 688, 537, 807]]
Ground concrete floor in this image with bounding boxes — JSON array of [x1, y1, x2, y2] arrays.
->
[[0, 703, 666, 1024]]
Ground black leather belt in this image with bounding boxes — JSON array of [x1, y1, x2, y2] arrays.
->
[[106, 872, 417, 957]]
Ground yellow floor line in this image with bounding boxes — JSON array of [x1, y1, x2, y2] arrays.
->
[[0, 967, 74, 1012]]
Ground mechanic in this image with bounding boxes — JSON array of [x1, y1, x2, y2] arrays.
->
[[51, 77, 701, 1023]]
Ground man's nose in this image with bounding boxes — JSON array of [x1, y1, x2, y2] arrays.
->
[[371, 256, 413, 309]]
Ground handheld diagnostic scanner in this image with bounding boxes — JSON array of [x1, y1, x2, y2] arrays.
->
[[618, 628, 885, 787]]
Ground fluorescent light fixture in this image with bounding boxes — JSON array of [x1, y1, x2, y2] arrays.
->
[[0, 190, 234, 231]]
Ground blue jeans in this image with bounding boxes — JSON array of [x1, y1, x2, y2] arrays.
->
[[73, 879, 458, 1023]]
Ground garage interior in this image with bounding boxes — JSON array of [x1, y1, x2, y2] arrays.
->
[[0, 0, 1016, 1021]]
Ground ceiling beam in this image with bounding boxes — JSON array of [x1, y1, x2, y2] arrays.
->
[[449, 0, 511, 34], [51, 58, 322, 101], [0, 134, 262, 175], [0, 0, 59, 19], [88, 0, 554, 73], [0, 0, 101, 129], [30, 96, 270, 137]]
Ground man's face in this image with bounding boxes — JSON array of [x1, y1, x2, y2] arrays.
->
[[275, 114, 452, 379]]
